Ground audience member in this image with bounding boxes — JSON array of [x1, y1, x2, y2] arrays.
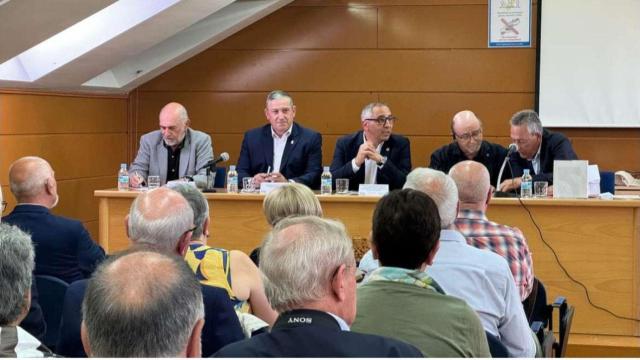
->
[[215, 216, 422, 357], [0, 223, 55, 357], [4, 156, 105, 284], [81, 251, 204, 357], [352, 189, 490, 357], [129, 102, 214, 186], [449, 160, 534, 300], [499, 109, 578, 192], [406, 168, 537, 357], [429, 110, 508, 186], [171, 184, 277, 326], [331, 102, 411, 190], [237, 90, 323, 188]]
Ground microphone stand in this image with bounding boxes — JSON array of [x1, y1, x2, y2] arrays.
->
[[494, 149, 518, 198], [202, 165, 217, 193]]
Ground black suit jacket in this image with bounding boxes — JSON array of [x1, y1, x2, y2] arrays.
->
[[56, 280, 245, 357], [214, 309, 423, 357], [330, 131, 412, 191], [508, 129, 578, 184], [236, 123, 323, 189], [3, 204, 105, 284], [429, 141, 508, 187]]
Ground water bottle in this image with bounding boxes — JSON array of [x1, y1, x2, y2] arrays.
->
[[520, 169, 533, 198], [117, 163, 129, 191], [321, 166, 332, 195], [227, 165, 238, 193]]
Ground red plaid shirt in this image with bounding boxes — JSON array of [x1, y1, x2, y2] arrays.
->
[[454, 209, 533, 301]]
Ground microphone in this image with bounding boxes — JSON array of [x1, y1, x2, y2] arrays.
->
[[494, 144, 518, 198], [197, 152, 230, 172]]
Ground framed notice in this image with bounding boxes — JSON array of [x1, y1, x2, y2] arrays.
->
[[489, 0, 532, 47]]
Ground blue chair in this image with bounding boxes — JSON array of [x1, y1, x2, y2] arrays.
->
[[214, 167, 226, 188], [486, 331, 510, 358], [35, 275, 69, 351]]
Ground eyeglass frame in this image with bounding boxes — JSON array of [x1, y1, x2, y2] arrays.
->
[[363, 115, 397, 126], [453, 128, 483, 141]]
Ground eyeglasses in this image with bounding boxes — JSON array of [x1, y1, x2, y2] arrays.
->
[[454, 128, 482, 141], [364, 115, 397, 126], [1, 201, 6, 213]]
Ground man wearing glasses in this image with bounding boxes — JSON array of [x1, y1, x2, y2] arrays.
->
[[430, 110, 508, 187], [330, 102, 411, 190]]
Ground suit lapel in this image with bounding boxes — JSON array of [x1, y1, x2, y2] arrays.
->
[[353, 132, 366, 182], [261, 126, 274, 171], [376, 136, 393, 182], [279, 123, 299, 172]]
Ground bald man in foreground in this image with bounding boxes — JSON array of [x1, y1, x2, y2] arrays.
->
[[130, 102, 214, 186], [429, 110, 508, 187]]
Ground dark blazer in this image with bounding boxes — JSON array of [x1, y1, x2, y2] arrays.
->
[[56, 280, 245, 357], [508, 129, 578, 184], [214, 309, 423, 357], [236, 123, 323, 189], [330, 131, 412, 191], [3, 204, 105, 284], [429, 141, 508, 187]]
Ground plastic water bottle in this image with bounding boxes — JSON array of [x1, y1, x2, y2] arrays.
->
[[520, 169, 533, 198], [117, 163, 129, 191], [321, 166, 332, 195], [227, 165, 238, 193]]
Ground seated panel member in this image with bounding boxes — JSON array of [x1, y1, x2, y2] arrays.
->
[[499, 109, 578, 192], [330, 102, 411, 190], [129, 102, 213, 186], [429, 110, 507, 186], [236, 90, 322, 189]]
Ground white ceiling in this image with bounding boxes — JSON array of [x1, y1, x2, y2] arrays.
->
[[0, 0, 292, 94]]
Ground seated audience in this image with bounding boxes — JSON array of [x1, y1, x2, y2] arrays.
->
[[214, 216, 422, 357], [499, 109, 578, 192], [4, 156, 105, 284], [330, 102, 411, 190], [449, 160, 534, 300], [352, 189, 490, 357], [171, 184, 277, 326], [406, 168, 537, 357], [429, 110, 507, 186], [56, 188, 243, 357], [81, 251, 204, 357], [0, 223, 55, 357]]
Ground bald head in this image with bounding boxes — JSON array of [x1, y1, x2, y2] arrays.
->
[[127, 187, 194, 253], [449, 161, 491, 205], [452, 110, 481, 131], [159, 102, 189, 148], [451, 110, 483, 159], [9, 156, 57, 206]]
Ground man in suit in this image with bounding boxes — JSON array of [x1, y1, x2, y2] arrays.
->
[[129, 102, 214, 186], [499, 109, 578, 192], [56, 187, 244, 357], [214, 216, 422, 357], [4, 156, 105, 284], [236, 90, 322, 189], [330, 102, 411, 191], [429, 110, 508, 187], [81, 251, 204, 357]]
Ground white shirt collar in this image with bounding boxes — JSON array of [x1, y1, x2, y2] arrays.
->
[[326, 312, 351, 331], [271, 126, 292, 139]]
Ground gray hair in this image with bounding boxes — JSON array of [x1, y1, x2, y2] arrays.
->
[[266, 90, 294, 107], [82, 251, 204, 357], [510, 109, 543, 136], [0, 223, 34, 325], [9, 156, 53, 200], [263, 183, 323, 226], [260, 216, 354, 313], [170, 184, 209, 239], [360, 102, 389, 122], [404, 168, 459, 228], [127, 188, 194, 252]]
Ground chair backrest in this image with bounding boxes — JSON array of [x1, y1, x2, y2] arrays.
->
[[35, 275, 69, 350], [531, 295, 575, 358], [214, 167, 226, 188], [523, 277, 550, 326], [485, 331, 510, 357]]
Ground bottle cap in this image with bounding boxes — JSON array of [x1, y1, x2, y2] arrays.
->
[[229, 165, 236, 171], [324, 166, 330, 171]]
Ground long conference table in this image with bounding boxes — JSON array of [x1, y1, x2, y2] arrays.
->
[[94, 189, 640, 347]]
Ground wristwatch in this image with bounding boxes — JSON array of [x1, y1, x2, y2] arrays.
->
[[377, 156, 387, 167]]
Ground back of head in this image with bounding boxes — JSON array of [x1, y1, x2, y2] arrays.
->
[[127, 187, 194, 252], [0, 223, 34, 326], [404, 168, 458, 228], [8, 156, 53, 202], [260, 216, 354, 312], [82, 251, 204, 357], [170, 184, 209, 239], [510, 109, 542, 135], [372, 189, 441, 269], [263, 183, 323, 226], [449, 160, 491, 204]]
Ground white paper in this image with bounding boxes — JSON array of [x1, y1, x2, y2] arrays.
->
[[358, 184, 389, 196], [489, 0, 532, 47], [259, 182, 287, 194], [553, 160, 589, 199], [587, 164, 600, 197]]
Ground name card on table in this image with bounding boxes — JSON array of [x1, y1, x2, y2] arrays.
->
[[260, 182, 287, 194], [358, 184, 389, 196]]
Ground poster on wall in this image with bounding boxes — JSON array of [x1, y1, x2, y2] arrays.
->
[[488, 0, 531, 47]]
